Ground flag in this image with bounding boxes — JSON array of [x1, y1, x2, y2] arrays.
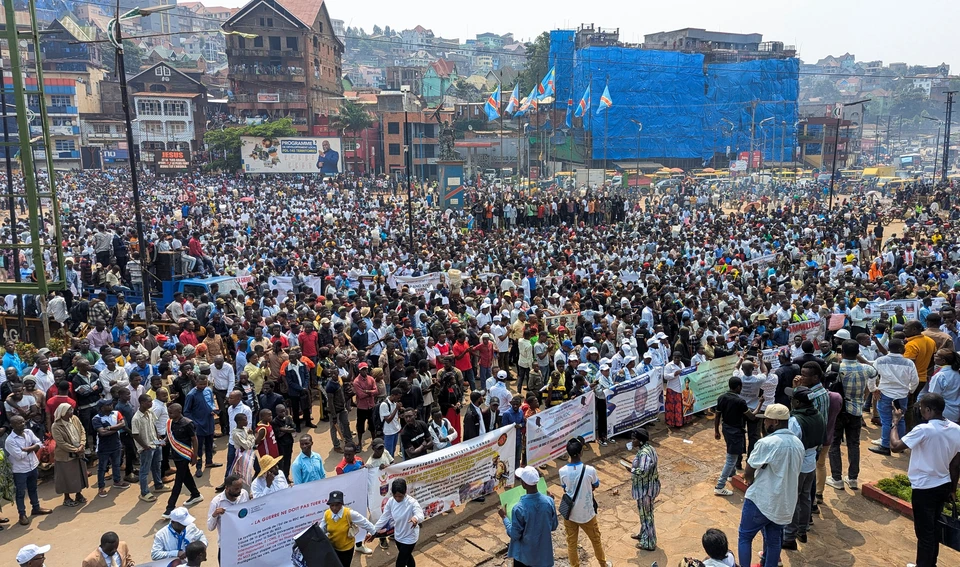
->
[[597, 84, 612, 115], [537, 66, 556, 99], [484, 85, 501, 121], [505, 83, 520, 115], [565, 98, 573, 128], [516, 86, 538, 117], [574, 85, 591, 118]]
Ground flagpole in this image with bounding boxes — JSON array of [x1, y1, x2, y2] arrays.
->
[[498, 71, 504, 181], [603, 79, 609, 179], [586, 74, 592, 190]]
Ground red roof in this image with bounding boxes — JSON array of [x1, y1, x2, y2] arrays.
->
[[430, 59, 456, 78], [280, 0, 326, 26]]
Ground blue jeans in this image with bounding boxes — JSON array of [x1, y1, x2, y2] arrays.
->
[[478, 365, 492, 387], [716, 453, 738, 490], [383, 433, 398, 457], [738, 497, 785, 567], [13, 467, 40, 516], [878, 393, 908, 448], [224, 444, 237, 483], [139, 447, 163, 495], [97, 449, 122, 488], [462, 368, 477, 391]]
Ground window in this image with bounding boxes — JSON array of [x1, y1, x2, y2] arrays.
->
[[253, 37, 263, 48], [137, 100, 162, 115], [388, 143, 401, 156], [259, 18, 264, 26], [343, 140, 357, 151], [149, 84, 167, 93], [388, 122, 400, 135], [167, 121, 187, 135], [142, 121, 163, 135], [54, 140, 75, 152], [93, 124, 112, 134], [269, 36, 281, 51], [286, 37, 298, 50], [238, 36, 245, 49], [50, 95, 71, 106], [163, 100, 188, 116], [52, 117, 74, 126], [267, 18, 273, 27], [423, 124, 435, 138], [154, 66, 171, 76]]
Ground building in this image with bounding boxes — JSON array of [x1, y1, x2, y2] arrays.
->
[[642, 28, 795, 62], [576, 24, 620, 49], [798, 117, 852, 170], [223, 0, 344, 132], [129, 62, 207, 162], [380, 109, 452, 178], [422, 59, 457, 102], [385, 66, 423, 93], [331, 18, 345, 44]]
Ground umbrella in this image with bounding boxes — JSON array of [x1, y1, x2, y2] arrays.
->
[[742, 201, 762, 212], [703, 168, 716, 173], [240, 196, 254, 202], [670, 167, 684, 173]]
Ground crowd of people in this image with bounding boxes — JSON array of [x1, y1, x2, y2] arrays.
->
[[1, 166, 959, 567]]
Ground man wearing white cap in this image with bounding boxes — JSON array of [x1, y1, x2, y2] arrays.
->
[[488, 370, 513, 415], [152, 507, 209, 560], [17, 544, 49, 567], [497, 466, 557, 566]]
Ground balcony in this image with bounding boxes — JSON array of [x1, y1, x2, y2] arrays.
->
[[230, 64, 305, 82], [46, 105, 79, 115], [49, 125, 80, 136], [226, 48, 302, 59], [86, 132, 125, 139], [53, 150, 80, 160], [229, 92, 307, 110]]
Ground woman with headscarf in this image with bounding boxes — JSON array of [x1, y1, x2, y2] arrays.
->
[[50, 403, 88, 507], [628, 427, 660, 551]]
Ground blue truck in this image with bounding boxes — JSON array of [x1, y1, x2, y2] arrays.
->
[[100, 275, 253, 311]]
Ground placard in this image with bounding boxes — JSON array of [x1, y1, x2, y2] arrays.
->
[[525, 392, 596, 468], [155, 149, 190, 173], [681, 355, 740, 416], [605, 368, 663, 438]]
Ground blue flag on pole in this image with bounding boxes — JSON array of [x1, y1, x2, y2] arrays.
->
[[597, 84, 612, 115], [505, 83, 520, 115], [484, 85, 501, 121], [574, 85, 590, 118]]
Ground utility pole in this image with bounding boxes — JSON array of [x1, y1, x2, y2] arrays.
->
[[943, 92, 957, 181], [403, 111, 414, 254], [875, 113, 881, 163]]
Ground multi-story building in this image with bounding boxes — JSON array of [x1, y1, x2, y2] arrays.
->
[[385, 66, 423, 93], [642, 28, 795, 62], [798, 117, 852, 170], [423, 60, 457, 102], [380, 109, 453, 179], [128, 62, 207, 162], [223, 0, 344, 132]]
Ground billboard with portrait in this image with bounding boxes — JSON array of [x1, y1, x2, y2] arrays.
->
[[241, 136, 343, 174]]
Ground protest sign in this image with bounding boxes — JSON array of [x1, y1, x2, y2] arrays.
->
[[862, 299, 919, 322], [499, 476, 548, 519], [682, 356, 740, 415], [743, 253, 778, 268], [543, 311, 580, 331], [267, 275, 293, 295], [220, 470, 368, 567], [525, 392, 596, 468], [605, 369, 663, 438], [827, 313, 846, 331], [368, 425, 517, 522], [788, 319, 825, 345], [762, 346, 790, 371]]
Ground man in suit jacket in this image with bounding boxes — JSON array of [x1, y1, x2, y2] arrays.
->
[[462, 391, 491, 441], [81, 532, 135, 567]]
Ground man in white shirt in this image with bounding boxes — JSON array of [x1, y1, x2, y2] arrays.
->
[[151, 507, 208, 560], [4, 416, 52, 524], [207, 475, 250, 551], [889, 393, 960, 567], [869, 339, 920, 455], [209, 356, 235, 437], [217, 391, 251, 491], [558, 437, 607, 567]]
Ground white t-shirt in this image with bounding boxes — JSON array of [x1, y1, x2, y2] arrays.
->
[[558, 462, 599, 523], [901, 418, 960, 489], [379, 400, 401, 435]]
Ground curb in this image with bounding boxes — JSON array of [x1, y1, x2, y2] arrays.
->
[[861, 481, 914, 519]]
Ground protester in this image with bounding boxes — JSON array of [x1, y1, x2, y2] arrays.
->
[[499, 466, 558, 566], [826, 340, 877, 491], [318, 490, 377, 567], [558, 437, 609, 567], [81, 531, 135, 567], [714, 376, 761, 497], [368, 478, 424, 567], [131, 393, 165, 502], [868, 339, 920, 455], [251, 454, 289, 498], [152, 507, 209, 560], [50, 402, 88, 508], [16, 543, 50, 567], [163, 403, 205, 517], [291, 434, 327, 484], [889, 393, 960, 567], [4, 415, 52, 525], [628, 427, 660, 551], [782, 386, 826, 550], [207, 474, 250, 559]]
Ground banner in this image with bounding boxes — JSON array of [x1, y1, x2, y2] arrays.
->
[[241, 136, 344, 175], [268, 275, 293, 295], [788, 319, 825, 345], [762, 346, 790, 371], [543, 311, 580, 331], [155, 149, 191, 173], [390, 272, 444, 294], [220, 470, 368, 567], [743, 253, 778, 268], [525, 392, 596, 468], [682, 355, 740, 416], [368, 426, 516, 522], [605, 368, 663, 438], [863, 299, 919, 322]]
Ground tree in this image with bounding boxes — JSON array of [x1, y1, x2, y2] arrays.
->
[[520, 32, 550, 94], [372, 25, 382, 36], [329, 100, 374, 172], [104, 39, 145, 75], [448, 78, 482, 102], [203, 117, 297, 171], [384, 25, 392, 37]]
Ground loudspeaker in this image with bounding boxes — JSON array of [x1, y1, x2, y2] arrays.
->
[[156, 251, 176, 281]]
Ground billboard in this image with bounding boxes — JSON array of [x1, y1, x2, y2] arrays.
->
[[241, 136, 343, 174], [154, 149, 190, 173]]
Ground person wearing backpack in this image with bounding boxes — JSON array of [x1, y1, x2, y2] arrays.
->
[[558, 437, 610, 567]]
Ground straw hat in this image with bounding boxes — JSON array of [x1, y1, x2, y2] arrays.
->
[[255, 454, 283, 478]]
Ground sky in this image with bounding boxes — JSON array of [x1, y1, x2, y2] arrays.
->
[[212, 0, 959, 71]]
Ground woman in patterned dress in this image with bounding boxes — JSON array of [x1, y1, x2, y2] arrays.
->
[[629, 427, 660, 551]]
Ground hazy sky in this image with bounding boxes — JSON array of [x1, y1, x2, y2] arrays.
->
[[212, 0, 958, 70]]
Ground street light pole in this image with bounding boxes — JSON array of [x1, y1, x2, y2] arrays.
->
[[110, 4, 174, 324], [828, 98, 870, 209], [630, 119, 642, 191]]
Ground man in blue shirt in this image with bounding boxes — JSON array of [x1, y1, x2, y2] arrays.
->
[[499, 466, 557, 566], [3, 339, 26, 376], [500, 395, 526, 465], [291, 434, 326, 485], [316, 140, 339, 175]]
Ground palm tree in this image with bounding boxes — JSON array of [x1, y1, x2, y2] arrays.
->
[[330, 100, 375, 172]]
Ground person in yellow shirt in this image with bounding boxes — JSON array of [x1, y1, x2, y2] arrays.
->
[[904, 320, 937, 429], [244, 351, 268, 394], [318, 490, 376, 567]]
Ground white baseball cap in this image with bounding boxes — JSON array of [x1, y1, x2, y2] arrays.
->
[[17, 544, 51, 564], [514, 466, 540, 486], [582, 337, 595, 344], [497, 370, 508, 380], [169, 506, 196, 525]]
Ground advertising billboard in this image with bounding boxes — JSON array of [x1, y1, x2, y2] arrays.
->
[[154, 149, 190, 173], [241, 136, 343, 174]]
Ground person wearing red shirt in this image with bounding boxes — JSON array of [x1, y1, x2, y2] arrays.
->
[[476, 333, 496, 388], [298, 322, 320, 361], [452, 331, 479, 391], [179, 321, 199, 347], [46, 381, 76, 431], [269, 325, 289, 349], [255, 408, 280, 458]]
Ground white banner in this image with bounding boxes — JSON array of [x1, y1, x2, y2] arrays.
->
[[304, 275, 326, 296], [390, 272, 444, 294], [268, 275, 293, 295], [788, 319, 825, 345], [525, 392, 596, 468], [368, 425, 517, 523], [863, 299, 919, 322], [543, 311, 580, 331], [241, 136, 344, 174], [220, 470, 368, 567], [605, 369, 663, 438], [743, 253, 778, 268]]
